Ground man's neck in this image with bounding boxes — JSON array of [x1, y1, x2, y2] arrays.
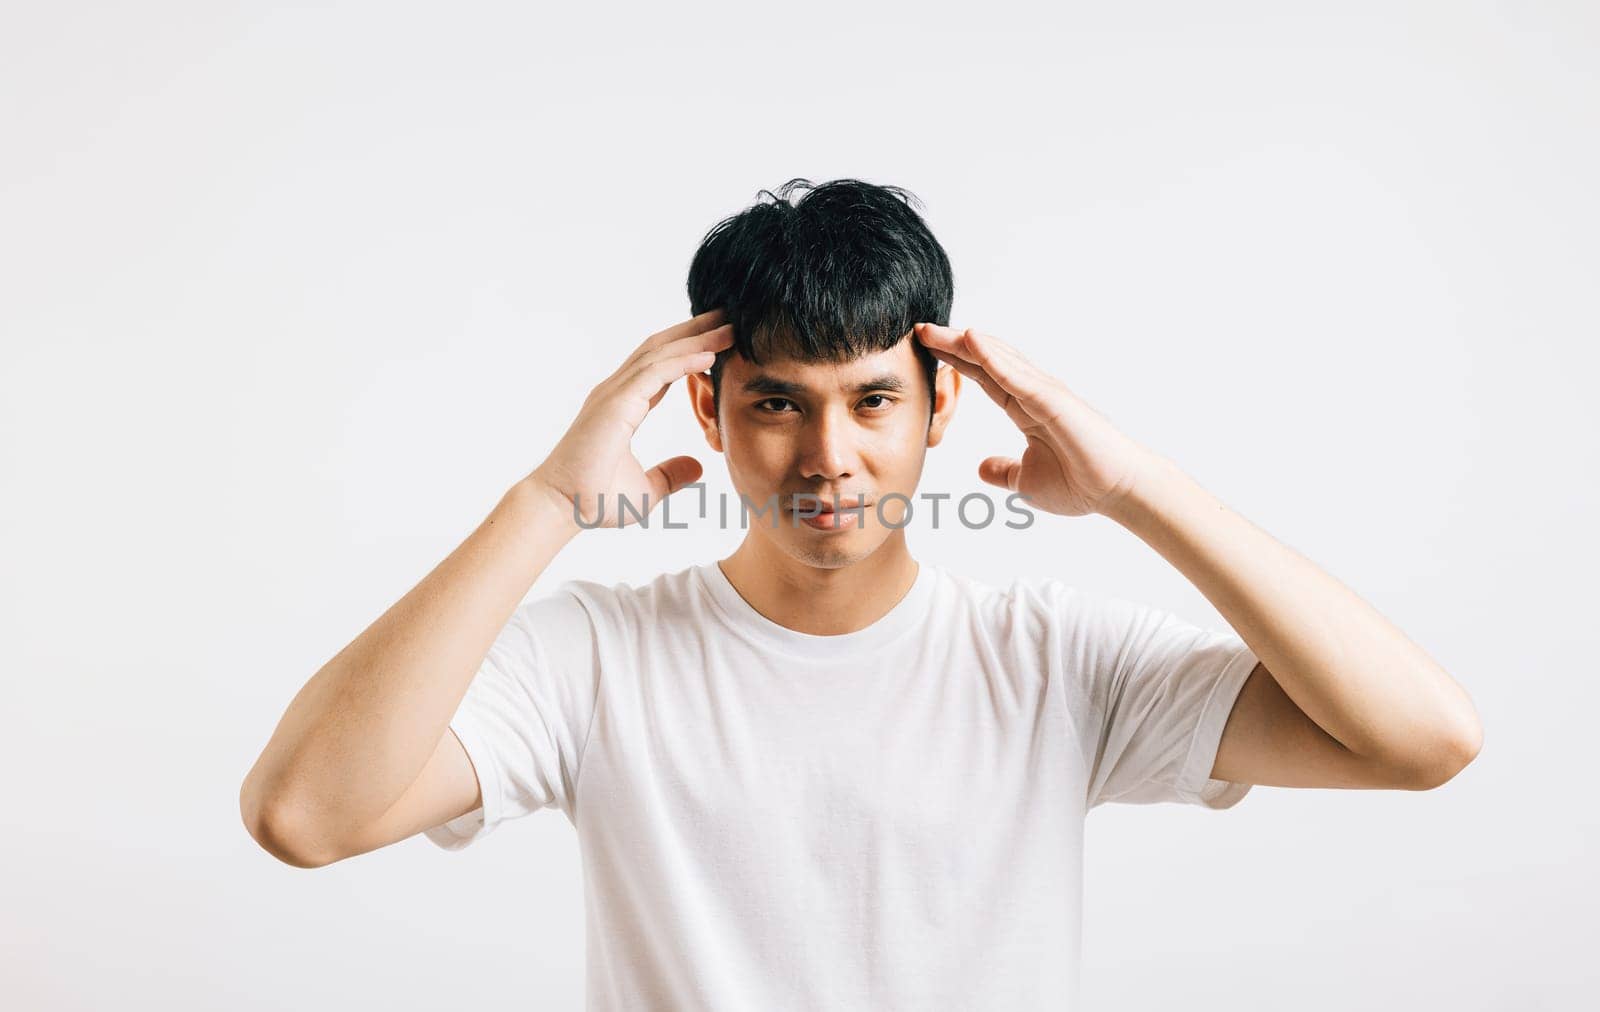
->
[[717, 533, 921, 637]]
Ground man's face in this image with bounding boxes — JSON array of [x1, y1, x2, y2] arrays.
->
[[687, 335, 960, 570]]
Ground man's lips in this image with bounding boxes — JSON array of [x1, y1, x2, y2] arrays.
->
[[788, 497, 868, 513]]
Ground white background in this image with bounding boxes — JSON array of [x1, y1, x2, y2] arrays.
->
[[3, 2, 1595, 1009]]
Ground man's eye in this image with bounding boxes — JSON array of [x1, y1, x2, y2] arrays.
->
[[756, 398, 796, 413], [860, 394, 894, 410]]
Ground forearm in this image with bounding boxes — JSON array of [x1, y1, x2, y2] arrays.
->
[[1102, 453, 1482, 774], [241, 475, 581, 836]]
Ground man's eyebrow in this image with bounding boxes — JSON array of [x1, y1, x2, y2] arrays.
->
[[739, 373, 908, 396]]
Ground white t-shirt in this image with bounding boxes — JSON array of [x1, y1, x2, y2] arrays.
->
[[426, 560, 1258, 1010]]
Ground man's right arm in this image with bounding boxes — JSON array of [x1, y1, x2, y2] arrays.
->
[[238, 477, 581, 867], [238, 308, 732, 868]]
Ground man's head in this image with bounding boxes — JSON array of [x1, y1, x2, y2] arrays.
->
[[684, 178, 961, 569], [686, 177, 953, 422]]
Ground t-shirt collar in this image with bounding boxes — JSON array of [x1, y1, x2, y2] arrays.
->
[[696, 558, 938, 659]]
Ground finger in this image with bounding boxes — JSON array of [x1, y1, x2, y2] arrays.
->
[[926, 346, 1006, 405], [916, 322, 1045, 386], [978, 455, 1022, 491], [596, 328, 724, 406], [644, 455, 704, 505], [926, 345, 1042, 431], [654, 320, 735, 361], [627, 307, 729, 368], [931, 325, 1045, 398], [918, 324, 1056, 428], [630, 322, 734, 401], [645, 339, 719, 409], [624, 348, 721, 409], [913, 321, 980, 361], [918, 323, 1021, 399]]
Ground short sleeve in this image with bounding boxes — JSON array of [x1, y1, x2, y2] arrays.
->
[[1055, 584, 1258, 811], [424, 587, 601, 850]]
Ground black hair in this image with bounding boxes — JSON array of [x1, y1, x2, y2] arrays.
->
[[686, 177, 954, 424]]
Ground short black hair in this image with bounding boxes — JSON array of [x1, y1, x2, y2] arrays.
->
[[686, 177, 954, 424]]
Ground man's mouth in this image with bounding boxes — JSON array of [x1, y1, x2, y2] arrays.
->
[[787, 496, 870, 530], [789, 497, 868, 514]]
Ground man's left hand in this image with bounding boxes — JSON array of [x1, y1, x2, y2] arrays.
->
[[913, 322, 1162, 518]]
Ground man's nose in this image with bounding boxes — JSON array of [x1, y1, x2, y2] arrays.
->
[[797, 407, 859, 481]]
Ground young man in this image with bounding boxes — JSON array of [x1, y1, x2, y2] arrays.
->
[[241, 178, 1483, 1008]]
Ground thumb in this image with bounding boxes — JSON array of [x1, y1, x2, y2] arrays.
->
[[645, 455, 705, 504], [978, 456, 1021, 491]]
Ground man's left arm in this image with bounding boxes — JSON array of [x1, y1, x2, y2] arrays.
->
[[1100, 452, 1483, 791], [912, 321, 1483, 792]]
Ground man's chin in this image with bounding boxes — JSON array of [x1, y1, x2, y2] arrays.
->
[[772, 529, 894, 571]]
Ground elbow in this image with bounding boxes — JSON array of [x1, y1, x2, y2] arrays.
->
[[1405, 707, 1484, 791], [239, 779, 344, 869]]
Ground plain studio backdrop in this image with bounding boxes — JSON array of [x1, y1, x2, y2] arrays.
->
[[2, 2, 1595, 1009]]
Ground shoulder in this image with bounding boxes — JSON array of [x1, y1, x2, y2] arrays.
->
[[936, 568, 1167, 655], [938, 565, 1091, 613], [524, 564, 703, 630], [933, 566, 1094, 639]]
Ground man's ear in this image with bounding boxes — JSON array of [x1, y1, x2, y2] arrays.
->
[[926, 364, 961, 448], [685, 372, 723, 453]]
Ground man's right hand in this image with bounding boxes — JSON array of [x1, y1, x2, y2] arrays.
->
[[242, 312, 737, 867], [529, 308, 734, 529]]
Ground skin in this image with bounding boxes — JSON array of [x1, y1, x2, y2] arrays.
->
[[911, 321, 1484, 790], [239, 308, 1483, 869], [681, 336, 959, 636]]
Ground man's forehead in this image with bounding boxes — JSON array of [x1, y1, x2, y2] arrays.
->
[[723, 341, 921, 395]]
